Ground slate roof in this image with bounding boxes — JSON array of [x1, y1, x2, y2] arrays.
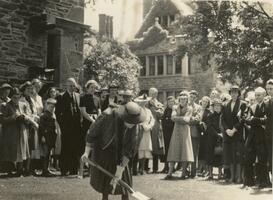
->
[[135, 0, 194, 38]]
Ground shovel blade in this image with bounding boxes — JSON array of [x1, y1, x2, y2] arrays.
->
[[131, 191, 152, 200]]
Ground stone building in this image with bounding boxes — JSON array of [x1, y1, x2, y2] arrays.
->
[[128, 0, 216, 102], [0, 0, 90, 88]]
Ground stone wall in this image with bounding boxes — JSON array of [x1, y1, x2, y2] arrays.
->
[[0, 0, 85, 85]]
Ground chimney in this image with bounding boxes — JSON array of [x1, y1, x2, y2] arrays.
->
[[99, 14, 113, 38]]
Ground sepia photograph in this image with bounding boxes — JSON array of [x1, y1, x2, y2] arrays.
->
[[0, 0, 272, 200]]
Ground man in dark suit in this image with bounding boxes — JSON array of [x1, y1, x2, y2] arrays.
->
[[55, 78, 82, 176], [221, 85, 245, 183], [265, 79, 273, 180], [245, 87, 270, 189]]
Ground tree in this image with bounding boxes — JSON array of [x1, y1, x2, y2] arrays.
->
[[83, 35, 141, 93], [175, 1, 273, 88]]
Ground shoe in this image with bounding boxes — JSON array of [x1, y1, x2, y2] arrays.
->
[[23, 171, 31, 177], [69, 170, 78, 175], [77, 175, 84, 179], [41, 171, 55, 177], [164, 174, 173, 180], [180, 175, 187, 180], [218, 174, 224, 180], [206, 176, 213, 180], [236, 178, 243, 184], [60, 171, 69, 176], [189, 174, 196, 179]]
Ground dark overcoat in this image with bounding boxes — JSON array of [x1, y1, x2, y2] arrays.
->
[[161, 106, 174, 161], [147, 101, 165, 156], [221, 99, 245, 164], [55, 91, 81, 172], [0, 101, 30, 162], [86, 110, 137, 195]]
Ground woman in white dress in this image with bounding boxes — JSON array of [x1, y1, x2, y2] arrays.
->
[[134, 94, 155, 175], [165, 91, 193, 180]]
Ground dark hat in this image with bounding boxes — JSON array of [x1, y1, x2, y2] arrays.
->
[[19, 81, 33, 92], [229, 85, 241, 96], [0, 83, 12, 90], [109, 83, 119, 89], [189, 90, 198, 96], [229, 85, 240, 91], [117, 102, 147, 124], [9, 87, 20, 97], [46, 98, 57, 105]]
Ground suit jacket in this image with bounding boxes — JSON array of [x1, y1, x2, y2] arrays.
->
[[265, 99, 273, 137], [189, 102, 202, 138], [222, 99, 246, 143], [245, 102, 267, 147], [55, 91, 81, 130]]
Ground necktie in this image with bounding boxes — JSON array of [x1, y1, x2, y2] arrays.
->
[[71, 93, 78, 115]]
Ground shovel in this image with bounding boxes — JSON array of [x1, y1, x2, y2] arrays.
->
[[86, 159, 154, 200]]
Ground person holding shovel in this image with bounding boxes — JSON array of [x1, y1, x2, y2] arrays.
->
[[81, 101, 147, 200]]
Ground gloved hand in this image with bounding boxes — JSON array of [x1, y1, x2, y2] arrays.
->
[[110, 165, 124, 194]]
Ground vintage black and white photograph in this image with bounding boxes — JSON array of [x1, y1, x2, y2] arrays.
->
[[0, 0, 272, 200]]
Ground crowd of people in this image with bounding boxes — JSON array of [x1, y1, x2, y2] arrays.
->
[[0, 77, 272, 199]]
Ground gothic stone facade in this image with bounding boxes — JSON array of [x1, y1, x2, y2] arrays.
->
[[0, 0, 88, 87], [128, 0, 216, 102]]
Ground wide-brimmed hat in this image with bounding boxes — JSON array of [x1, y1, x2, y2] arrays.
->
[[117, 102, 147, 124], [134, 94, 151, 103], [122, 89, 134, 97], [0, 83, 12, 90]]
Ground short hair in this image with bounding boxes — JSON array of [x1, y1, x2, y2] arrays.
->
[[167, 96, 175, 101], [149, 87, 158, 94], [85, 80, 99, 89], [67, 77, 77, 85], [266, 79, 273, 85], [201, 96, 211, 108], [254, 87, 266, 94]]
